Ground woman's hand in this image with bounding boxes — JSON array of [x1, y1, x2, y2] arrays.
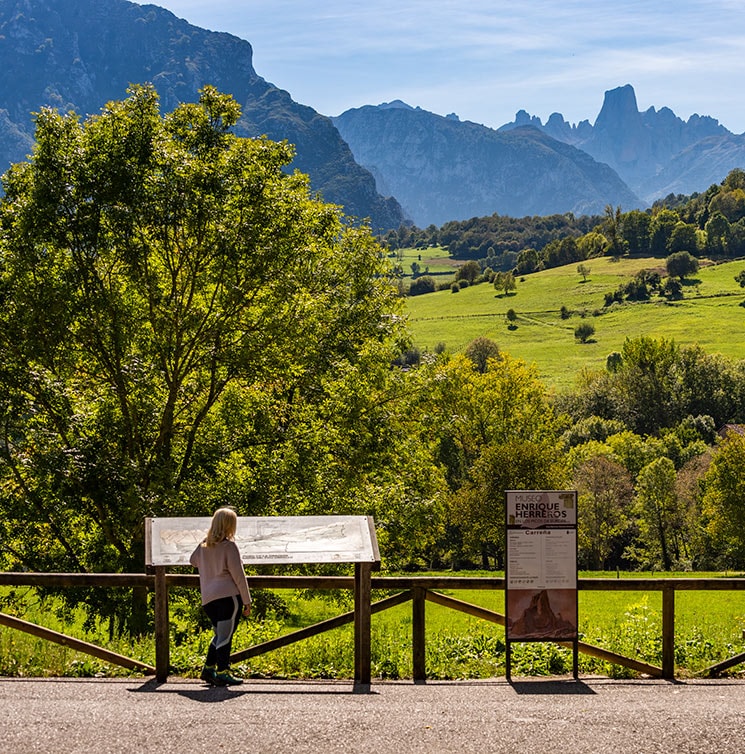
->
[[242, 603, 251, 617]]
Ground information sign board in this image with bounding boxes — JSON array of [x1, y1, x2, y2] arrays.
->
[[505, 491, 577, 642], [146, 515, 379, 567]]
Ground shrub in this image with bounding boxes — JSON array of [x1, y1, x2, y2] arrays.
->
[[574, 322, 595, 343], [408, 275, 436, 296], [666, 251, 699, 280], [662, 278, 683, 300]]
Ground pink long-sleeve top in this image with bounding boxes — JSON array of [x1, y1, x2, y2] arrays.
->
[[189, 538, 251, 607]]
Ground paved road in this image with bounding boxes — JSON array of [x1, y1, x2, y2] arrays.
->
[[1, 675, 743, 753]]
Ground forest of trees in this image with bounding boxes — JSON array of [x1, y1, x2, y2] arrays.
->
[[380, 213, 603, 275], [380, 169, 745, 281], [2, 87, 745, 635]]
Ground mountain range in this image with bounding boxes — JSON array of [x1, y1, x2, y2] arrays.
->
[[498, 84, 745, 204], [333, 86, 745, 227], [333, 101, 640, 228], [1, 1, 744, 230], [0, 0, 405, 232]]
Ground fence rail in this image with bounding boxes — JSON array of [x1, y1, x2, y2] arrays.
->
[[1, 572, 744, 683]]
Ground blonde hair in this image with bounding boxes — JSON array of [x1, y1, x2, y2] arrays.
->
[[205, 507, 237, 546]]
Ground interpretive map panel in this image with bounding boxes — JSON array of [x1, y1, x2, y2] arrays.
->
[[146, 515, 379, 566], [505, 491, 578, 642]]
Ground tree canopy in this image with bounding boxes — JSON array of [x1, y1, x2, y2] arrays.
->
[[666, 251, 699, 280], [0, 85, 401, 629]]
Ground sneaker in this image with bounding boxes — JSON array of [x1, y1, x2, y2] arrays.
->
[[200, 666, 216, 685], [214, 670, 243, 686]]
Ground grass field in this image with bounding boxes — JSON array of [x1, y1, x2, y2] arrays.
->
[[391, 246, 460, 283], [404, 256, 745, 392]]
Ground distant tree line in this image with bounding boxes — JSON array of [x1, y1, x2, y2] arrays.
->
[[380, 169, 745, 286], [379, 213, 603, 273]]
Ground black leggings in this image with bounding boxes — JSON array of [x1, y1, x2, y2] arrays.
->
[[203, 594, 242, 671]]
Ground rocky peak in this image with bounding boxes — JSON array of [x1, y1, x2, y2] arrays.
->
[[585, 85, 652, 173], [377, 100, 415, 111], [513, 109, 543, 128], [498, 84, 732, 199], [593, 84, 641, 130]]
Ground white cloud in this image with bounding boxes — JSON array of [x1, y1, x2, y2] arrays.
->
[[153, 0, 745, 132]]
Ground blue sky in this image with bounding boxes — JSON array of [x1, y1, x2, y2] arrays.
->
[[153, 1, 745, 133]]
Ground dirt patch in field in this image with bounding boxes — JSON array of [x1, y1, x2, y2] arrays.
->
[[423, 256, 462, 268]]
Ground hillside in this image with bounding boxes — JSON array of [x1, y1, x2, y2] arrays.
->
[[0, 0, 405, 231], [404, 257, 745, 391]]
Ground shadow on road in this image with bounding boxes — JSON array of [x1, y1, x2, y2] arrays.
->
[[130, 677, 376, 700], [509, 679, 596, 695]]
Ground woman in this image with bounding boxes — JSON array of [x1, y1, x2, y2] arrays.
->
[[190, 507, 251, 686]]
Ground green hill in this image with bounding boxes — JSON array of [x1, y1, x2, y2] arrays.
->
[[404, 256, 745, 392]]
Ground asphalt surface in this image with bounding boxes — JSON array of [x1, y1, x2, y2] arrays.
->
[[1, 675, 743, 753]]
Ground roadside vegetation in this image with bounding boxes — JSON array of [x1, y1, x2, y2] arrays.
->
[[3, 577, 744, 680]]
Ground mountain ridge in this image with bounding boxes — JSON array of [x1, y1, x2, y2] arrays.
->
[[0, 0, 405, 231], [499, 84, 738, 202], [335, 84, 745, 226], [333, 103, 641, 227], [1, 3, 743, 230]]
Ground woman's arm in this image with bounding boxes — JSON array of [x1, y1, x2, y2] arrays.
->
[[226, 541, 252, 608]]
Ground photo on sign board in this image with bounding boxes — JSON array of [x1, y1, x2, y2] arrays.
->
[[506, 588, 577, 640]]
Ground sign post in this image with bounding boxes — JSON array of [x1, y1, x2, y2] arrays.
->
[[505, 490, 578, 680], [146, 515, 380, 685]]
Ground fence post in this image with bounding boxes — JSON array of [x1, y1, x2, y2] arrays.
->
[[662, 584, 675, 679], [354, 562, 372, 688], [412, 587, 426, 681], [154, 566, 169, 683]]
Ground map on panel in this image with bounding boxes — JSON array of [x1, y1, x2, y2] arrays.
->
[[146, 516, 379, 566]]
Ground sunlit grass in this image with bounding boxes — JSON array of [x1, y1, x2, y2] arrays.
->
[[388, 245, 459, 290], [404, 256, 745, 391], [3, 573, 744, 680]]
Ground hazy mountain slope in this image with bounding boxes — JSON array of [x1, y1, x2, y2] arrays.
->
[[0, 0, 405, 230], [643, 133, 745, 200], [333, 103, 640, 227]]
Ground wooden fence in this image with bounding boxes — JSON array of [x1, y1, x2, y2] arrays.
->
[[1, 573, 745, 684]]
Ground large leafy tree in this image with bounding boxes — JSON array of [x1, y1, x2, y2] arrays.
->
[[602, 204, 627, 258], [632, 457, 685, 570], [702, 433, 745, 567], [0, 85, 400, 629], [420, 353, 567, 567], [574, 455, 633, 570], [665, 250, 699, 280], [620, 209, 651, 256]]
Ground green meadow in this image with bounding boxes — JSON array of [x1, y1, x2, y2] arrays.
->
[[392, 246, 459, 280], [404, 256, 745, 392]]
